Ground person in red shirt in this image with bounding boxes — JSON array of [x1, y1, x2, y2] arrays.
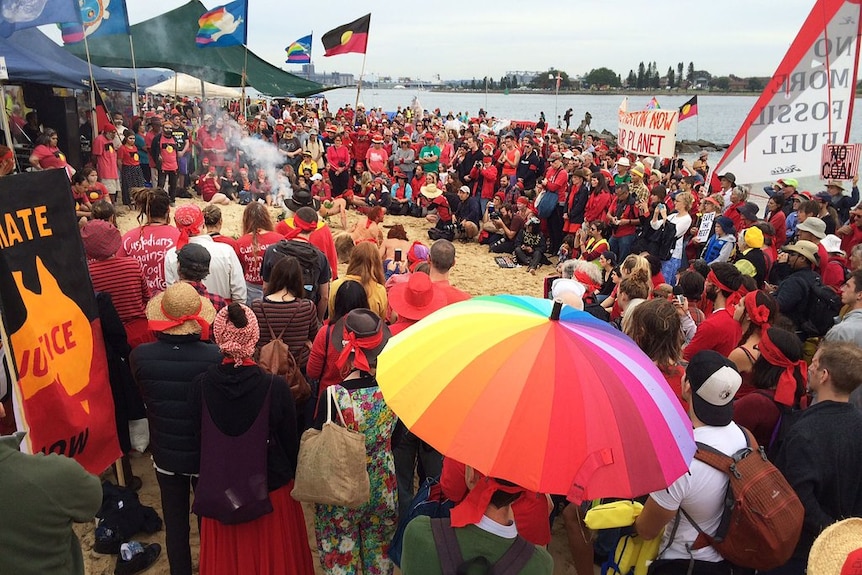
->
[[92, 125, 120, 201], [428, 239, 470, 304], [28, 129, 73, 176], [365, 134, 389, 177], [584, 172, 612, 224], [326, 134, 351, 197], [683, 262, 744, 361], [235, 203, 284, 305], [151, 119, 180, 203], [606, 183, 641, 260]]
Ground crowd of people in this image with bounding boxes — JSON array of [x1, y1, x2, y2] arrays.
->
[[2, 94, 862, 575]]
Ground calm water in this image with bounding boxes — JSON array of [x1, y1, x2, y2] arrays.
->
[[321, 88, 862, 148]]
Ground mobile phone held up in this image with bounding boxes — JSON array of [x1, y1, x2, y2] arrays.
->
[[394, 249, 402, 262]]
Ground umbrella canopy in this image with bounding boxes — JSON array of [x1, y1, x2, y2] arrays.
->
[[376, 295, 696, 503]]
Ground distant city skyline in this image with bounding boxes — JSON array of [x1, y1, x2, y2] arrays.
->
[[39, 0, 846, 81]]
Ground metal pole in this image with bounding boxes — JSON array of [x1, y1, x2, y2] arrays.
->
[[82, 34, 98, 144], [128, 36, 140, 116], [354, 50, 368, 112]]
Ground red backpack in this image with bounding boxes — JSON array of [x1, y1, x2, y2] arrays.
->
[[681, 427, 803, 571]]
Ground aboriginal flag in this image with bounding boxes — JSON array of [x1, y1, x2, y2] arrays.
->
[[679, 96, 698, 122], [322, 14, 370, 56]]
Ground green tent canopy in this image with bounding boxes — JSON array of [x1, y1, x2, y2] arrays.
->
[[66, 0, 324, 97]]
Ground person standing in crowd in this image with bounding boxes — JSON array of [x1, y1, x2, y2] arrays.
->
[[651, 191, 693, 285], [175, 243, 228, 312], [733, 326, 806, 449], [769, 342, 862, 575], [235, 203, 283, 305], [329, 242, 388, 319], [165, 204, 247, 304], [769, 240, 821, 339], [313, 309, 397, 575], [683, 262, 744, 360], [728, 290, 778, 397], [92, 125, 120, 203], [131, 283, 221, 575], [29, 129, 73, 176], [607, 183, 640, 260], [82, 219, 152, 348], [120, 187, 180, 293], [824, 268, 862, 408], [134, 119, 151, 185], [117, 129, 145, 207], [191, 303, 314, 575], [151, 118, 181, 204], [251, 256, 320, 374], [326, 134, 351, 197], [635, 351, 747, 575]]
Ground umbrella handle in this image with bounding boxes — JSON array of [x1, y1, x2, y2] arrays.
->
[[550, 299, 563, 321]]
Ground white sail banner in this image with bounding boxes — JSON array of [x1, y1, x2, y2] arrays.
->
[[714, 0, 862, 185]]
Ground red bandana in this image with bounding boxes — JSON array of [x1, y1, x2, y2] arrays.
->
[[336, 328, 384, 372], [758, 328, 807, 406], [450, 477, 525, 528], [283, 215, 318, 239], [148, 299, 211, 340]]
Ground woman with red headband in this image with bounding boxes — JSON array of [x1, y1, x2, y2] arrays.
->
[[728, 290, 779, 398], [733, 326, 807, 450], [312, 309, 397, 575]]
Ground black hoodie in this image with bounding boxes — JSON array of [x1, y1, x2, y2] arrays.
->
[[190, 364, 299, 491]]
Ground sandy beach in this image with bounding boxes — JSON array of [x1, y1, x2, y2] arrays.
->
[[78, 198, 578, 574]]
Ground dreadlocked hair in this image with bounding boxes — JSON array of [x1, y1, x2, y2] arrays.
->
[[133, 187, 171, 225]]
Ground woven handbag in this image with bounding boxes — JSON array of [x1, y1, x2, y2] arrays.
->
[[291, 386, 371, 508]]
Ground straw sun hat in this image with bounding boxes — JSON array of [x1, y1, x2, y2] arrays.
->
[[146, 282, 216, 337], [808, 518, 862, 575]]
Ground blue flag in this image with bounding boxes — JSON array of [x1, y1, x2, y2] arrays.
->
[[61, 0, 130, 44], [0, 0, 81, 37], [285, 34, 312, 63], [196, 0, 247, 48]]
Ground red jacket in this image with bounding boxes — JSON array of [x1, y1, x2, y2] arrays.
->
[[469, 162, 499, 200], [584, 190, 612, 224]]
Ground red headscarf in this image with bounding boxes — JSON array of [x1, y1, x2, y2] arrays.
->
[[450, 476, 525, 528], [336, 328, 384, 372], [283, 212, 318, 240], [742, 291, 771, 334], [758, 328, 807, 406], [174, 205, 204, 249]]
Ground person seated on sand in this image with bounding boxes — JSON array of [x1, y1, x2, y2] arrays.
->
[[71, 171, 94, 220], [350, 205, 385, 245], [419, 171, 445, 224], [380, 224, 412, 263], [236, 167, 253, 204], [251, 168, 272, 205], [218, 165, 239, 202], [196, 163, 232, 205], [312, 173, 348, 230]]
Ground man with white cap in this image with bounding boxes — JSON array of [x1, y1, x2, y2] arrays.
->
[[635, 351, 747, 574], [614, 157, 631, 188]]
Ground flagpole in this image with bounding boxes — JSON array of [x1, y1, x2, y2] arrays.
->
[[240, 46, 249, 118], [128, 36, 140, 116], [82, 34, 99, 147], [354, 50, 367, 112]]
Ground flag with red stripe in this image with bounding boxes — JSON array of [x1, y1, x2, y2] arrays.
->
[[322, 14, 370, 56]]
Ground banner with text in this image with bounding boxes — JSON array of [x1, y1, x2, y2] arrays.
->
[[0, 170, 119, 474], [617, 104, 678, 159], [714, 0, 861, 184], [821, 143, 861, 179]]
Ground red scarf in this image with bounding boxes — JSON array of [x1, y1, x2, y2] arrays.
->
[[148, 299, 211, 340], [758, 328, 807, 406], [283, 215, 317, 239], [336, 328, 384, 372]]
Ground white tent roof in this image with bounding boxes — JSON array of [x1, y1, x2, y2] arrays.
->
[[145, 72, 241, 99]]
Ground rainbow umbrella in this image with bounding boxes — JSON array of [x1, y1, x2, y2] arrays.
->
[[376, 295, 695, 503]]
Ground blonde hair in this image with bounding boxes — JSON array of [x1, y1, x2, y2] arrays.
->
[[346, 241, 386, 292]]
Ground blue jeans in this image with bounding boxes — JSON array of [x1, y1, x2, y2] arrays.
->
[[609, 234, 635, 260], [246, 282, 263, 306], [661, 258, 682, 286]]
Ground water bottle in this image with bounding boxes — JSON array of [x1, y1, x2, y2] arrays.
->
[[120, 541, 145, 561]]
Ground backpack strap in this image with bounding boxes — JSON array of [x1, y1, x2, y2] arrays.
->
[[493, 536, 536, 575], [430, 518, 464, 575], [259, 300, 299, 343], [684, 426, 756, 549]]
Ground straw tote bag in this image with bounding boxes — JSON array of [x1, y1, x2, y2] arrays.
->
[[291, 386, 371, 508]]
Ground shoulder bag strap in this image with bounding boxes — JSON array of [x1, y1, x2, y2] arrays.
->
[[430, 518, 464, 575], [493, 536, 536, 575], [314, 324, 331, 381], [327, 386, 348, 428]]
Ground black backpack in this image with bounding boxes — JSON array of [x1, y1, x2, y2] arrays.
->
[[656, 218, 680, 261], [268, 240, 323, 302], [429, 518, 536, 575], [801, 275, 842, 337]]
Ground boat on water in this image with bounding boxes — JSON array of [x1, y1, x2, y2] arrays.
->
[[713, 0, 861, 186], [393, 85, 405, 90]]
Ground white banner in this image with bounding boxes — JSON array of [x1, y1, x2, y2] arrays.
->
[[617, 105, 678, 159]]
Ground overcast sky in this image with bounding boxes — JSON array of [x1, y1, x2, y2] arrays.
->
[[42, 0, 834, 81]]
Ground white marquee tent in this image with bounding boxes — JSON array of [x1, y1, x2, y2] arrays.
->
[[145, 73, 241, 99]]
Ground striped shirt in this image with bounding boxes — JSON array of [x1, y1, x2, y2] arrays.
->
[[88, 257, 150, 323], [251, 297, 320, 370]]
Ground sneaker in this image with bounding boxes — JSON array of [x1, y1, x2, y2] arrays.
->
[[114, 542, 161, 575]]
